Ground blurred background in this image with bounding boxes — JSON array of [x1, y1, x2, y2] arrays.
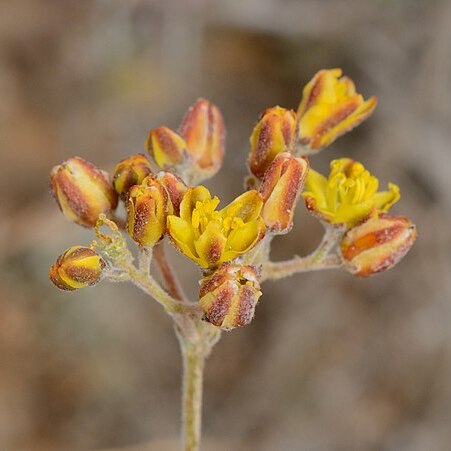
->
[[1, 0, 450, 449]]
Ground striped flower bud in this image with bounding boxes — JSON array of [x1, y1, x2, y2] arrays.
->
[[179, 98, 225, 178], [49, 246, 105, 291], [248, 106, 297, 179], [112, 153, 152, 200], [150, 172, 187, 215], [126, 179, 171, 247], [199, 264, 261, 330], [340, 214, 417, 277], [259, 152, 309, 234], [50, 157, 118, 228], [146, 126, 189, 170], [297, 69, 377, 152]]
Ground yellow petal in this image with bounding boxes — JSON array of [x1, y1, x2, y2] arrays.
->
[[167, 216, 198, 261], [223, 218, 265, 258], [179, 186, 212, 222], [333, 199, 375, 227], [220, 190, 263, 222], [373, 183, 400, 212], [302, 169, 329, 210], [317, 96, 377, 148], [194, 222, 227, 268]]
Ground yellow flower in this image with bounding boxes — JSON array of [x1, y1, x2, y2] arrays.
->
[[302, 158, 400, 227], [167, 187, 265, 268], [297, 69, 377, 151]]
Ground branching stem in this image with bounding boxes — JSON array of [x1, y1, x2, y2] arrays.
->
[[261, 224, 345, 281]]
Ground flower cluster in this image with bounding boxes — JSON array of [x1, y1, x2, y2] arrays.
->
[[49, 69, 416, 331]]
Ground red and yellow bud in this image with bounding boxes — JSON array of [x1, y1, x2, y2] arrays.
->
[[50, 157, 118, 228], [178, 98, 225, 177], [199, 264, 262, 330], [112, 153, 152, 200], [167, 186, 265, 269], [146, 126, 189, 169], [297, 69, 377, 151], [49, 246, 105, 291], [340, 214, 417, 277], [150, 172, 187, 215], [248, 106, 297, 179], [259, 152, 309, 234], [126, 179, 171, 247]]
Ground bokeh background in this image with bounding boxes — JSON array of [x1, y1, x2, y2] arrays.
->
[[1, 0, 450, 449]]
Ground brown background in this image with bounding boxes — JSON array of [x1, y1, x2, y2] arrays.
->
[[1, 0, 450, 450]]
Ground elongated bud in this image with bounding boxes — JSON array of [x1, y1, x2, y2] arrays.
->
[[340, 214, 417, 277], [150, 172, 187, 215], [199, 264, 261, 330], [146, 126, 189, 169], [248, 106, 297, 179], [126, 180, 171, 247], [112, 154, 152, 200], [297, 69, 377, 152], [179, 98, 225, 178], [49, 246, 105, 291], [259, 152, 309, 234], [50, 157, 118, 228]]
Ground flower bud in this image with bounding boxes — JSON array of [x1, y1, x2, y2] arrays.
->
[[146, 126, 189, 169], [179, 98, 225, 178], [248, 106, 297, 179], [112, 154, 152, 200], [126, 179, 171, 247], [199, 264, 262, 330], [150, 172, 187, 215], [259, 152, 309, 234], [49, 246, 105, 291], [340, 214, 417, 277], [50, 157, 118, 228], [297, 69, 377, 152]]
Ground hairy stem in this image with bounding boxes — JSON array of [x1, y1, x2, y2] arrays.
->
[[176, 322, 221, 451], [261, 224, 345, 281], [262, 253, 342, 281], [180, 339, 205, 451]]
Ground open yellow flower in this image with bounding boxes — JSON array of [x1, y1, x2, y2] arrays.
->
[[298, 69, 377, 151], [167, 187, 265, 268], [302, 158, 400, 227]]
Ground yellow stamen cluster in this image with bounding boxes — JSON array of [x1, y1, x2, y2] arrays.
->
[[303, 158, 400, 227], [167, 187, 265, 269]]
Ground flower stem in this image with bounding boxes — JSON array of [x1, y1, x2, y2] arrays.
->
[[153, 243, 188, 302], [179, 338, 205, 451], [175, 321, 220, 451], [261, 224, 345, 281], [262, 253, 342, 281]]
